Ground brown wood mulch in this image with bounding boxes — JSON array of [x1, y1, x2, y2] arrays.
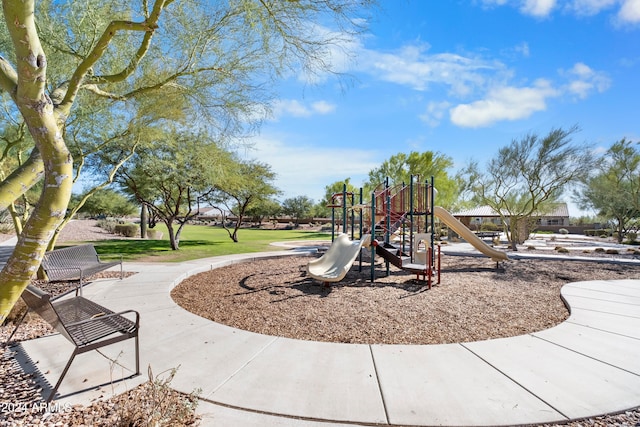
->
[[171, 253, 640, 345]]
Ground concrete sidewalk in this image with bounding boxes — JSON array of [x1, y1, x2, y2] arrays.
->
[[10, 250, 640, 426]]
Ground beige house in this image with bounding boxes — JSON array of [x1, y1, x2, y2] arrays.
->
[[453, 203, 570, 230]]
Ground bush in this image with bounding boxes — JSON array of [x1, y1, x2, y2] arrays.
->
[[0, 222, 14, 234], [605, 249, 619, 255], [594, 247, 605, 253], [115, 223, 138, 237], [527, 246, 536, 250], [555, 247, 569, 253], [558, 228, 569, 235], [626, 232, 637, 243], [97, 218, 118, 234], [115, 366, 200, 426], [480, 221, 499, 231]]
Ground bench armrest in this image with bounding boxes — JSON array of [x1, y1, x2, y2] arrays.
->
[[96, 253, 123, 263]]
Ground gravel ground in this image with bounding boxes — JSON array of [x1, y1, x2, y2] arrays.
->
[[2, 221, 640, 426]]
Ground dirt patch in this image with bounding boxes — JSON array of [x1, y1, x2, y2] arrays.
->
[[171, 254, 640, 345]]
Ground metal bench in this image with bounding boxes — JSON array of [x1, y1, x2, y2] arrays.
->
[[6, 285, 140, 402], [42, 244, 123, 294]]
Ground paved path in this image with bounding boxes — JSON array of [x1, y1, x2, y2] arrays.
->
[[6, 245, 640, 426]]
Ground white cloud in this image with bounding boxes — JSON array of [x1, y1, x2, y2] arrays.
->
[[310, 100, 337, 115], [419, 101, 451, 127], [269, 99, 337, 121], [480, 0, 640, 24], [618, 0, 640, 23], [244, 135, 379, 201], [447, 62, 609, 127], [562, 62, 611, 99], [360, 43, 502, 97], [568, 0, 617, 16], [515, 42, 531, 57], [521, 0, 557, 16], [449, 79, 559, 127]]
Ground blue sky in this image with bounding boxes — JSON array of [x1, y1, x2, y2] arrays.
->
[[243, 0, 639, 216]]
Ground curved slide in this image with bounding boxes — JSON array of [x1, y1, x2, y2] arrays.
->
[[434, 206, 508, 262], [307, 234, 371, 283]]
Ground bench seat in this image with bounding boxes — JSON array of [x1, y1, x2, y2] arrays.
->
[[6, 285, 140, 402]]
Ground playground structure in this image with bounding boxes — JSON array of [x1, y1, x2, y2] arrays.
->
[[307, 176, 508, 287]]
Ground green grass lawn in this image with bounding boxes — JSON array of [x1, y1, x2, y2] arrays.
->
[[85, 224, 331, 262]]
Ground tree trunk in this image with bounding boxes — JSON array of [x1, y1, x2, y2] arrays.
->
[[140, 204, 148, 238], [166, 221, 179, 250], [0, 1, 73, 322], [0, 138, 72, 322], [616, 217, 624, 243]]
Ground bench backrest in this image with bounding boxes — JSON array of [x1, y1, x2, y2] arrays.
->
[[42, 244, 100, 269], [21, 285, 73, 343]]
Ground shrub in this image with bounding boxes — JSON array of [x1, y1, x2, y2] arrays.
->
[[594, 247, 605, 253], [527, 246, 536, 250], [558, 228, 569, 235], [115, 223, 138, 237], [115, 366, 200, 426], [0, 222, 14, 234], [97, 218, 118, 234], [605, 249, 619, 255], [555, 247, 569, 253], [480, 221, 498, 231], [626, 232, 638, 243]]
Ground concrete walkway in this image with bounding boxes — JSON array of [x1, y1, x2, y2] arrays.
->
[[7, 246, 640, 426]]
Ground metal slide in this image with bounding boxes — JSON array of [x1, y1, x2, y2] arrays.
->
[[434, 206, 508, 262], [306, 234, 371, 283]]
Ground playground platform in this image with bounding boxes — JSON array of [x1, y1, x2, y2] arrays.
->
[[4, 241, 640, 426]]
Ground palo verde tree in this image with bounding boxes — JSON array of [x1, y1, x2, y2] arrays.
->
[[0, 0, 377, 321], [576, 138, 640, 242], [460, 126, 595, 250], [364, 151, 458, 208]]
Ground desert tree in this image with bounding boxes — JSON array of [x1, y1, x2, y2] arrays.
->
[[118, 129, 233, 250], [364, 151, 458, 208], [70, 189, 137, 219], [0, 0, 377, 321], [460, 126, 594, 250], [245, 198, 282, 227], [576, 138, 640, 242], [207, 159, 280, 242], [282, 195, 315, 226]]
